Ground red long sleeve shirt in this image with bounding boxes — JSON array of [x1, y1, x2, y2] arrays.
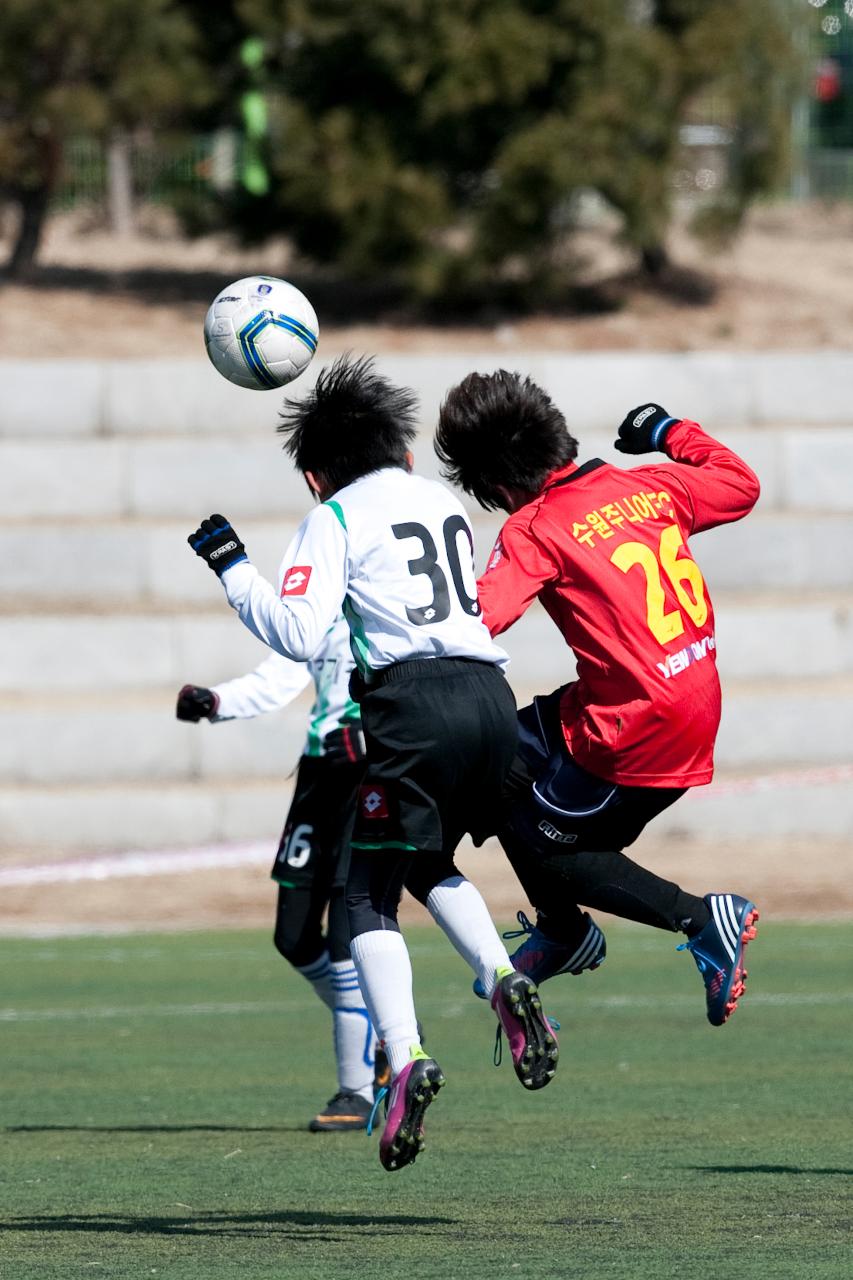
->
[[477, 420, 760, 788]]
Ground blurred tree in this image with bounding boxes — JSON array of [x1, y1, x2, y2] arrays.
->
[[219, 0, 802, 304], [0, 0, 207, 277]]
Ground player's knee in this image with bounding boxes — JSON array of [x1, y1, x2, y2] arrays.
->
[[326, 893, 353, 963], [404, 856, 459, 905], [345, 888, 400, 940], [346, 848, 406, 938], [273, 917, 321, 967]]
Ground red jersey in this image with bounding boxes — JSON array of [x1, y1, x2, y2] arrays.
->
[[477, 420, 760, 788]]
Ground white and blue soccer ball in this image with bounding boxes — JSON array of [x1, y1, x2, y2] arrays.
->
[[203, 275, 319, 390]]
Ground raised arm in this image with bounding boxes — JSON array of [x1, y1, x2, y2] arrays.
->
[[615, 403, 761, 535], [189, 504, 348, 662]]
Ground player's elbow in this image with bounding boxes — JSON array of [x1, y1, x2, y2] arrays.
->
[[275, 611, 320, 663], [479, 606, 507, 637], [739, 463, 761, 513], [268, 627, 312, 664]]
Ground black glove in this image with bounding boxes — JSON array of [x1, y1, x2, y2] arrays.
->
[[176, 684, 220, 722], [323, 724, 367, 764], [615, 403, 680, 455], [188, 514, 247, 576]]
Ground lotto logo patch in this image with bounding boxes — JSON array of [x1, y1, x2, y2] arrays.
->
[[359, 785, 389, 820], [280, 566, 312, 596]]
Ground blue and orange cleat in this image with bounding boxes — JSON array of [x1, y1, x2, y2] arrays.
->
[[678, 893, 759, 1026], [473, 911, 606, 1000], [491, 969, 558, 1090], [373, 1048, 446, 1172]]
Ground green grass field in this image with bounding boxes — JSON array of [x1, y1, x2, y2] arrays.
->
[[2, 921, 851, 1279]]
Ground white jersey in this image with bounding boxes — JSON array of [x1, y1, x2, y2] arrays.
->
[[210, 615, 360, 757], [222, 467, 508, 678]]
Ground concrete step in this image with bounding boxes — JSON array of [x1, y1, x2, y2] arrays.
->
[[2, 424, 852, 519], [653, 767, 853, 842], [1, 679, 851, 786], [3, 353, 853, 436], [1, 763, 851, 852], [3, 510, 853, 609], [0, 780, 288, 852], [0, 692, 308, 786], [3, 596, 853, 696]]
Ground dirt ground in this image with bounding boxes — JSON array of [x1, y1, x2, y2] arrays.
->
[[13, 200, 853, 359], [1, 833, 849, 936]]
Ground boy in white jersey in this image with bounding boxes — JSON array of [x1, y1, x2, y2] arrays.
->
[[176, 616, 379, 1132], [189, 355, 558, 1171]]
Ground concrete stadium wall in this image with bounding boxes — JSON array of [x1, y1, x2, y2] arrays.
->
[[3, 351, 853, 435], [1, 354, 851, 851]]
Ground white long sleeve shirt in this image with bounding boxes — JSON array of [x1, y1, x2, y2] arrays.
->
[[210, 615, 360, 757], [221, 467, 508, 679]]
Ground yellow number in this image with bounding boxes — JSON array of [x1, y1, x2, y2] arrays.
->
[[659, 523, 708, 628], [610, 540, 684, 645], [610, 523, 708, 646]]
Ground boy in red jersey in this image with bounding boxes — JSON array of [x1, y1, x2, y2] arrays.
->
[[435, 373, 761, 1026]]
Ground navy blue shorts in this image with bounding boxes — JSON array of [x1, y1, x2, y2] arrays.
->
[[504, 688, 684, 856]]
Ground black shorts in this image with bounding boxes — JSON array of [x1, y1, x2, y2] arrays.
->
[[351, 658, 518, 855], [270, 755, 365, 890]]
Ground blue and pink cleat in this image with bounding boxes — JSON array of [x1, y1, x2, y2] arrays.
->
[[473, 911, 606, 999], [678, 893, 759, 1026]]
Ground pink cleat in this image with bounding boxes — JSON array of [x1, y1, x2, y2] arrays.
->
[[491, 970, 559, 1090], [377, 1051, 446, 1172]]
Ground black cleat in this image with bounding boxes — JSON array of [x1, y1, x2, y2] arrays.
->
[[308, 1089, 372, 1132]]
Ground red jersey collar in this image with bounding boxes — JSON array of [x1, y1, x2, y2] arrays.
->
[[541, 458, 605, 494]]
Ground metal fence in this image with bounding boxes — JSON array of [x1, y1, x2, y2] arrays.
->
[[51, 93, 853, 220], [53, 132, 236, 213]]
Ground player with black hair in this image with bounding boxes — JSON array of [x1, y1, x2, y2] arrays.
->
[[279, 354, 417, 493], [189, 355, 558, 1172], [436, 372, 761, 1028]]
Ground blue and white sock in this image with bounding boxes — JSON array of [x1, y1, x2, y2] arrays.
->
[[294, 950, 335, 1012], [330, 959, 376, 1102]]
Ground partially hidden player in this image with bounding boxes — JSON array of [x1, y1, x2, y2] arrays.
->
[[435, 375, 761, 1028], [175, 622, 379, 1131], [187, 355, 558, 1172]]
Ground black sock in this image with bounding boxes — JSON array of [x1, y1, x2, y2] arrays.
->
[[543, 848, 711, 936], [536, 905, 590, 948]]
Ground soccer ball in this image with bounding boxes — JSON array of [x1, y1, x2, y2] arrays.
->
[[203, 276, 319, 390]]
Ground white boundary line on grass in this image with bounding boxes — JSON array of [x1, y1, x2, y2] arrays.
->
[[0, 842, 270, 887]]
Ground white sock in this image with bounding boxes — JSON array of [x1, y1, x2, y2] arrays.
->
[[426, 875, 512, 1000], [350, 930, 421, 1080], [330, 959, 376, 1102], [294, 950, 335, 1012]]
